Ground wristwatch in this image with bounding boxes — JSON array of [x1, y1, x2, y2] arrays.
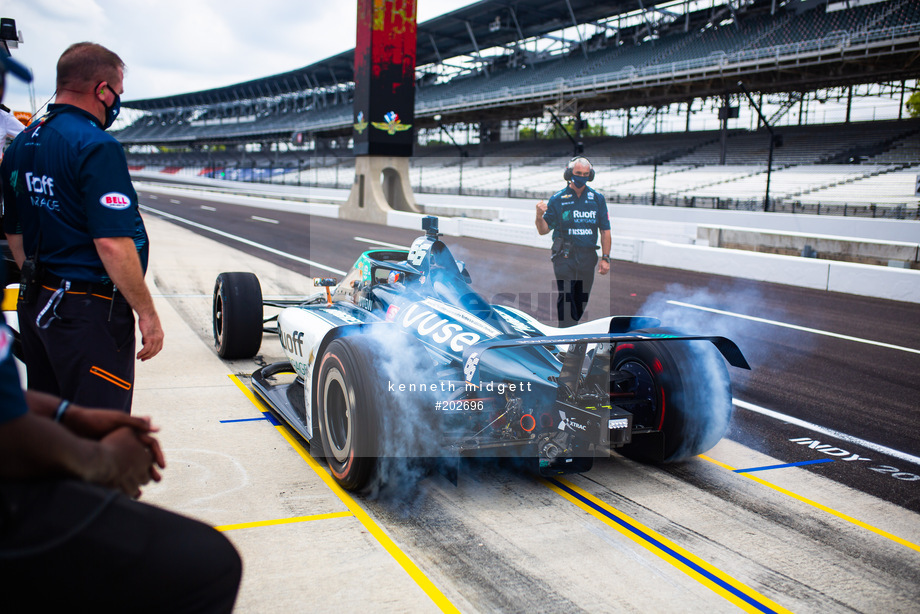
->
[[601, 255, 610, 263]]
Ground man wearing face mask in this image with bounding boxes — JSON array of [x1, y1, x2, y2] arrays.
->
[[535, 157, 611, 327], [1, 42, 163, 413]]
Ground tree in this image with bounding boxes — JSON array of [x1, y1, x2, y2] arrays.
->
[[906, 92, 920, 118]]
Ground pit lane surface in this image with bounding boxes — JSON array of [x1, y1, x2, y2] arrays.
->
[[136, 189, 920, 612]]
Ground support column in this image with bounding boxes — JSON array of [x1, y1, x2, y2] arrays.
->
[[341, 156, 419, 224], [346, 0, 419, 224]]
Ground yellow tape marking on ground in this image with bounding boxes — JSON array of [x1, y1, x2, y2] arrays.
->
[[215, 511, 352, 532], [699, 454, 920, 554], [547, 478, 792, 614], [229, 374, 460, 614]]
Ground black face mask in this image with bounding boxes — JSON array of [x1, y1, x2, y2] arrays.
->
[[102, 91, 120, 130], [95, 81, 121, 130]]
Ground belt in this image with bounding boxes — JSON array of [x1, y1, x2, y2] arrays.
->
[[41, 272, 115, 297]]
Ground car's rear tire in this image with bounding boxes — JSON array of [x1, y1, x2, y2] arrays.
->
[[213, 272, 263, 359], [613, 328, 733, 463], [316, 333, 438, 492]]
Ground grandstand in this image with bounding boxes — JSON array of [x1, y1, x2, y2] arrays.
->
[[118, 0, 920, 215]]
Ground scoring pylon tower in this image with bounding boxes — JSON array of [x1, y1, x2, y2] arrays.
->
[[342, 0, 421, 223]]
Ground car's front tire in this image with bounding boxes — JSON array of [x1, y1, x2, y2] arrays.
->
[[213, 272, 263, 359], [316, 336, 381, 491], [315, 333, 439, 492]]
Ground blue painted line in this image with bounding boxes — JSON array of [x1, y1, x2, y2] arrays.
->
[[220, 412, 281, 426], [220, 416, 269, 424], [548, 478, 780, 614], [734, 458, 835, 473]]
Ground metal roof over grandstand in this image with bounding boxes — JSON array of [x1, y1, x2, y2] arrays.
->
[[124, 0, 671, 110], [116, 0, 920, 146]]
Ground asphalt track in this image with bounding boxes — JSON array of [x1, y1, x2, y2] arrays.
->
[[133, 187, 920, 612]]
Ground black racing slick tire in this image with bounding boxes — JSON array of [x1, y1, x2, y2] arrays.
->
[[213, 272, 263, 359], [316, 334, 438, 492], [613, 328, 733, 463]]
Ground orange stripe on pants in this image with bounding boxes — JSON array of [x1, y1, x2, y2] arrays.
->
[[89, 366, 132, 391]]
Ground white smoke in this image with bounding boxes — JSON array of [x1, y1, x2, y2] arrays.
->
[[632, 282, 813, 461], [351, 322, 446, 505]]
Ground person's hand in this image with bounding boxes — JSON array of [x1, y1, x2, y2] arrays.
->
[[98, 427, 165, 498], [136, 312, 164, 361], [63, 406, 158, 440], [536, 200, 547, 215], [597, 258, 610, 276]]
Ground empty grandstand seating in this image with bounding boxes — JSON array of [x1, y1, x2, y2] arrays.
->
[[120, 0, 920, 215]]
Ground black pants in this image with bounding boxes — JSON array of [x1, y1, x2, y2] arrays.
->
[[0, 479, 241, 613], [19, 282, 136, 412], [552, 249, 597, 328]]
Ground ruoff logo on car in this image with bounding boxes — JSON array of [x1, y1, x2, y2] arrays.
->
[[99, 192, 132, 210]]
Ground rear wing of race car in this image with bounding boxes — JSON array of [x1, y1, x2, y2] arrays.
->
[[462, 333, 750, 388]]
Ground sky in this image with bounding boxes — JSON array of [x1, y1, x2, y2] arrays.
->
[[1, 0, 477, 116]]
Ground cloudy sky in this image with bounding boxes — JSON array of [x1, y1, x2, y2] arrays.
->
[[2, 0, 476, 115]]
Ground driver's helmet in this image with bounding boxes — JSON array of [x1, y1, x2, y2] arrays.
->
[[387, 270, 402, 284]]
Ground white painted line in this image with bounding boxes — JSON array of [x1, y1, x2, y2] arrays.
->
[[148, 194, 158, 200], [733, 398, 920, 467], [141, 205, 347, 276], [668, 300, 920, 355], [251, 215, 279, 225], [354, 236, 411, 250], [151, 293, 306, 299], [169, 199, 181, 204], [200, 205, 216, 211]]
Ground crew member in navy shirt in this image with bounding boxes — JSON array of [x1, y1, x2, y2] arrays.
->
[[1, 42, 163, 412], [0, 45, 241, 613], [536, 157, 611, 327]]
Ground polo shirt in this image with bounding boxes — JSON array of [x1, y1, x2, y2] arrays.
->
[[0, 104, 147, 284], [542, 184, 611, 249]]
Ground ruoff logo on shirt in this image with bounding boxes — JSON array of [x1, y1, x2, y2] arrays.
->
[[100, 192, 132, 210]]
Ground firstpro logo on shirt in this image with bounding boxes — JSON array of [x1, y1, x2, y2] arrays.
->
[[100, 192, 132, 210]]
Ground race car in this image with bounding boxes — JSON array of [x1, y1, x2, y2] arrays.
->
[[213, 216, 749, 491]]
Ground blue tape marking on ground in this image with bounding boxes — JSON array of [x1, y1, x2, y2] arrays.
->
[[219, 412, 281, 426], [548, 478, 780, 614], [220, 416, 269, 424], [734, 458, 835, 473]]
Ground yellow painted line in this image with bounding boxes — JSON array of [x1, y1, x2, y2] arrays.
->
[[699, 454, 920, 554], [547, 477, 792, 614], [229, 374, 460, 614], [215, 511, 352, 532], [2, 287, 17, 312]]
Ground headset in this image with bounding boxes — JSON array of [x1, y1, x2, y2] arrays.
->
[[563, 156, 595, 182]]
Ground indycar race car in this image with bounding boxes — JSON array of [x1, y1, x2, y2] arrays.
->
[[213, 216, 749, 491]]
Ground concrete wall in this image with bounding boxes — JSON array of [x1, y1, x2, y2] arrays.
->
[[136, 180, 920, 304]]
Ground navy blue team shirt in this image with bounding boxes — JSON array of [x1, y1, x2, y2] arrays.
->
[[542, 184, 611, 249], [1, 104, 148, 284]]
